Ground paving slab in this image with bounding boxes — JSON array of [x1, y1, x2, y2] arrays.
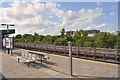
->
[[1, 48, 120, 79], [2, 50, 68, 78]]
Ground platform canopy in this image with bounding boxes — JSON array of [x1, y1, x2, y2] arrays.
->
[[0, 29, 15, 35]]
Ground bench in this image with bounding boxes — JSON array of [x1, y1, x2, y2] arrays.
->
[[17, 52, 36, 67], [29, 52, 50, 64], [17, 52, 49, 67]]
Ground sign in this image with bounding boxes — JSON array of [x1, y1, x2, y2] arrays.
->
[[3, 38, 14, 49], [9, 38, 14, 49], [6, 38, 10, 48], [3, 38, 6, 47]]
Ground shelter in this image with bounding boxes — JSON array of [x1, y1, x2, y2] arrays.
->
[[0, 29, 15, 48]]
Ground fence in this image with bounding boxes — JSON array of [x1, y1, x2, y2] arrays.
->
[[14, 42, 120, 63]]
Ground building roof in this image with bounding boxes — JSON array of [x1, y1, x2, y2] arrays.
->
[[85, 30, 100, 34], [66, 31, 75, 32]]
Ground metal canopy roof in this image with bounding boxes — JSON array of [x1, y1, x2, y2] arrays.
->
[[0, 29, 15, 35]]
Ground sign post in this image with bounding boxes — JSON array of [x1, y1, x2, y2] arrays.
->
[[3, 38, 14, 55], [67, 41, 72, 76], [1, 23, 15, 55], [10, 38, 14, 56], [3, 38, 6, 53], [6, 38, 10, 54]]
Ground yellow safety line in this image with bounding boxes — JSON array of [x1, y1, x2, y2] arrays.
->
[[50, 54, 119, 67], [24, 49, 119, 67]]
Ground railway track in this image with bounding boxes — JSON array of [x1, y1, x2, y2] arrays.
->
[[14, 42, 120, 64]]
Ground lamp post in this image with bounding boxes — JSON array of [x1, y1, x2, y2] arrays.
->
[[1, 24, 15, 55]]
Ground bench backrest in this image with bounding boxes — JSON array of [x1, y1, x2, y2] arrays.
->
[[32, 54, 37, 60], [24, 52, 28, 58], [28, 52, 45, 59], [27, 53, 32, 59]]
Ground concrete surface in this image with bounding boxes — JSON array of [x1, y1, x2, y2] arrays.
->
[[1, 48, 120, 79]]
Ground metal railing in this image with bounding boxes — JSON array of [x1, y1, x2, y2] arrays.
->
[[14, 42, 120, 63]]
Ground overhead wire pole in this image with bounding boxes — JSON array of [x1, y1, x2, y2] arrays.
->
[[1, 24, 15, 55]]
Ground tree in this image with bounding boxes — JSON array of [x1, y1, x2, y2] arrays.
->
[[42, 35, 56, 44], [34, 32, 40, 41], [26, 36, 35, 43], [14, 28, 119, 49], [114, 32, 120, 49], [55, 37, 66, 45], [81, 30, 88, 37], [37, 35, 44, 41], [34, 32, 39, 39], [94, 32, 108, 47], [73, 30, 81, 41], [16, 34, 22, 39], [60, 28, 65, 37], [73, 29, 88, 46], [66, 36, 73, 41]]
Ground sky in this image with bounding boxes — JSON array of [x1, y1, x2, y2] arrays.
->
[[0, 1, 118, 36]]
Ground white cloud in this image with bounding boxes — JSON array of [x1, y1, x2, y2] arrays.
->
[[79, 8, 86, 14], [46, 2, 57, 8], [1, 1, 60, 35], [49, 16, 54, 18], [57, 4, 61, 7], [58, 8, 103, 28], [109, 12, 115, 16], [85, 23, 106, 30], [113, 6, 116, 8], [96, 2, 101, 6], [60, 19, 63, 21], [1, 1, 113, 36], [2, 1, 45, 20], [85, 23, 115, 32]]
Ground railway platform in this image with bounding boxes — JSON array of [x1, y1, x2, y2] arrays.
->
[[1, 48, 120, 79]]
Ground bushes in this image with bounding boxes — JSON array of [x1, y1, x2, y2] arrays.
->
[[54, 37, 66, 45], [14, 29, 120, 49], [114, 37, 120, 49]]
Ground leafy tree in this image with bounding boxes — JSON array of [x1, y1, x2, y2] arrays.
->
[[80, 29, 88, 37], [37, 35, 44, 42], [60, 28, 65, 37], [66, 36, 73, 41], [26, 36, 35, 43], [23, 34, 32, 38], [73, 29, 88, 46], [73, 30, 81, 41], [114, 32, 120, 49], [42, 35, 56, 44], [55, 37, 66, 45], [34, 32, 39, 40], [16, 34, 22, 39], [14, 28, 119, 49]]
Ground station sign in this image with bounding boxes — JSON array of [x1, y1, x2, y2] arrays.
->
[[3, 38, 14, 49]]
